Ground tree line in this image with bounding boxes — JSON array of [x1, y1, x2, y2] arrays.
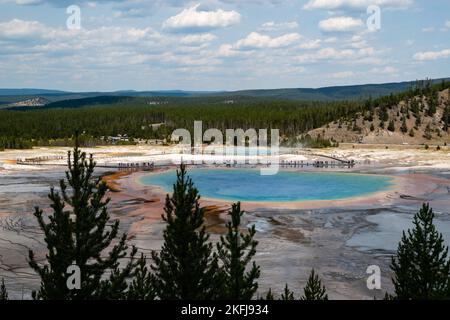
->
[[1, 141, 450, 300], [0, 97, 363, 150]]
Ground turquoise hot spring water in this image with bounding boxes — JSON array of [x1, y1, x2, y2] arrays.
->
[[139, 168, 394, 202]]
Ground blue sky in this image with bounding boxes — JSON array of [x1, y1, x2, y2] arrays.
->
[[0, 0, 449, 91]]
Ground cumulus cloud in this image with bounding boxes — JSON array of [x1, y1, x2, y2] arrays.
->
[[319, 16, 363, 32], [295, 45, 376, 63], [304, 0, 413, 10], [260, 21, 299, 31], [298, 39, 321, 49], [217, 44, 239, 57], [446, 21, 450, 28], [413, 49, 450, 61], [314, 47, 355, 59], [370, 66, 398, 74], [163, 4, 241, 32], [0, 17, 232, 88], [324, 37, 338, 43], [0, 18, 164, 57], [180, 33, 217, 45], [0, 19, 49, 38], [216, 31, 301, 59], [235, 32, 301, 49]]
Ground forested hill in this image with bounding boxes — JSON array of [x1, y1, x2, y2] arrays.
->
[[308, 81, 450, 145], [211, 81, 447, 101]]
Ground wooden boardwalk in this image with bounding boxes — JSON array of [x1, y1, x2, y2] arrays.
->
[[16, 158, 156, 170], [15, 150, 356, 169], [294, 150, 355, 167]]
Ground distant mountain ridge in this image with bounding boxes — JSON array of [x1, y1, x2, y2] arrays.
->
[[1, 78, 449, 107], [214, 79, 450, 101], [0, 89, 68, 96]]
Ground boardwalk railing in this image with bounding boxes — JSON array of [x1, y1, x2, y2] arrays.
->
[[16, 149, 356, 169], [295, 150, 355, 165]]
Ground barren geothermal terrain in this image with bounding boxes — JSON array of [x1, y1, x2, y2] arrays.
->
[[1, 144, 450, 299]]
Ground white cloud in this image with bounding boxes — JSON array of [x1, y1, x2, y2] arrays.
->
[[0, 18, 165, 63], [216, 44, 233, 57], [370, 66, 398, 74], [357, 47, 374, 56], [298, 39, 321, 49], [413, 49, 450, 61], [235, 32, 301, 49], [0, 19, 48, 38], [304, 0, 413, 10], [180, 33, 217, 45], [296, 47, 354, 62], [217, 44, 240, 57], [163, 4, 241, 32], [260, 21, 299, 31], [350, 40, 368, 49], [295, 45, 376, 64], [316, 47, 355, 59], [324, 37, 338, 43], [319, 16, 363, 32], [446, 21, 450, 28], [421, 27, 435, 32]]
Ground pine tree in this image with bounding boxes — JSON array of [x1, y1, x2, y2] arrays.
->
[[301, 269, 328, 300], [390, 203, 450, 299], [280, 284, 295, 300], [378, 106, 389, 123], [424, 123, 432, 140], [442, 102, 450, 132], [387, 120, 395, 132], [28, 137, 137, 300], [127, 254, 155, 300], [0, 278, 8, 300], [427, 92, 438, 117], [411, 99, 420, 115], [415, 114, 421, 128], [150, 164, 219, 299], [264, 288, 275, 300], [401, 117, 408, 133], [217, 202, 260, 299]]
